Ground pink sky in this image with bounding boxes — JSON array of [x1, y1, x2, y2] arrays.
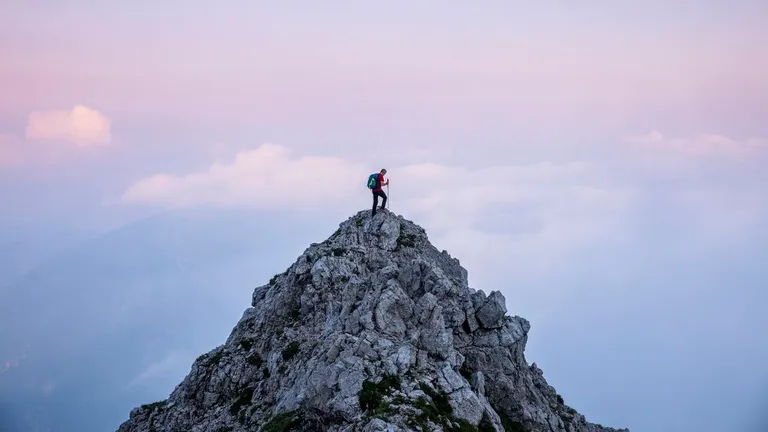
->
[[1, 1, 766, 133], [1, 1, 766, 228]]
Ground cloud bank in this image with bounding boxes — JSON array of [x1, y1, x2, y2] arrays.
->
[[120, 141, 641, 279], [623, 130, 768, 158], [120, 131, 767, 281], [121, 143, 369, 211], [127, 351, 196, 389], [25, 105, 112, 147]]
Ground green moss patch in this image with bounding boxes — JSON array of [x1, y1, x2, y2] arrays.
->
[[396, 233, 418, 249], [229, 387, 254, 417], [195, 350, 223, 367], [262, 410, 304, 432], [407, 382, 487, 432], [246, 353, 263, 367], [419, 383, 452, 417], [359, 374, 402, 412], [140, 400, 166, 412], [239, 338, 254, 351]]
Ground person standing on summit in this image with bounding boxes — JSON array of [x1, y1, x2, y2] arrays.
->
[[367, 169, 389, 217]]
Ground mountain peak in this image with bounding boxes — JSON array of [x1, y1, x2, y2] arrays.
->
[[329, 209, 436, 254], [117, 210, 629, 432]]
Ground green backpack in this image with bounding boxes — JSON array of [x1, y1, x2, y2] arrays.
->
[[366, 173, 379, 189]]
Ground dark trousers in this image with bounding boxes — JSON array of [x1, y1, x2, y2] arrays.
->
[[372, 190, 387, 215]]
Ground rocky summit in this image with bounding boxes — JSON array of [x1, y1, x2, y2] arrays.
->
[[117, 210, 629, 432]]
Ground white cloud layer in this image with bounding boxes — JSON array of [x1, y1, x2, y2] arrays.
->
[[389, 161, 639, 287], [122, 143, 369, 212], [127, 350, 196, 388], [120, 131, 767, 287], [25, 105, 112, 146], [623, 130, 768, 158], [121, 142, 639, 281]]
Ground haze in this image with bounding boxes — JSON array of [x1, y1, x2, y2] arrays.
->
[[1, 2, 767, 432]]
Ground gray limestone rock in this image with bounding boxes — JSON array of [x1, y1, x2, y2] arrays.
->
[[475, 290, 508, 329], [116, 210, 629, 432]]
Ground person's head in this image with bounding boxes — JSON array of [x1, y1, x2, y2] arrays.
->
[[380, 169, 387, 175]]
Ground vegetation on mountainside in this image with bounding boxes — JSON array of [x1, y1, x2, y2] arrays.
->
[[246, 353, 263, 367], [196, 349, 223, 366], [396, 228, 418, 249], [140, 400, 166, 412], [262, 410, 304, 432], [359, 374, 402, 412], [239, 338, 254, 351]]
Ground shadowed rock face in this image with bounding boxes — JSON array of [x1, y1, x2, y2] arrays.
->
[[116, 210, 629, 432]]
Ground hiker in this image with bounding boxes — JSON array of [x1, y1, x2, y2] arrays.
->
[[367, 169, 389, 216]]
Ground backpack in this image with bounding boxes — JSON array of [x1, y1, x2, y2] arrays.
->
[[366, 173, 379, 189]]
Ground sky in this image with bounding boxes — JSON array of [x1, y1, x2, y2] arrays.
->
[[1, 1, 767, 431]]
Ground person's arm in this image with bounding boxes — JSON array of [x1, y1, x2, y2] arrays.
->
[[379, 173, 389, 186]]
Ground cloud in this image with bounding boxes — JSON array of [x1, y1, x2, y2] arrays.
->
[[25, 105, 112, 146], [119, 134, 768, 306], [121, 143, 637, 279], [389, 161, 638, 283], [0, 348, 28, 375], [0, 358, 21, 374], [121, 144, 601, 215], [665, 184, 768, 248], [0, 105, 114, 168], [121, 142, 370, 212], [623, 130, 768, 158], [392, 160, 606, 230], [127, 351, 196, 388], [120, 131, 766, 285]]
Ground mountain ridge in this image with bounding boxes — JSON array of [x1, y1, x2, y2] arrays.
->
[[116, 209, 629, 432]]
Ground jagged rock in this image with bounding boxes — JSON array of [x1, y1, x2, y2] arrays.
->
[[116, 210, 629, 432], [476, 291, 507, 329]]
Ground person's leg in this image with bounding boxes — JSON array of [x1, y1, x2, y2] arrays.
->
[[379, 190, 387, 210], [372, 191, 379, 216]]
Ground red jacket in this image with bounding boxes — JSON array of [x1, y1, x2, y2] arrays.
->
[[372, 173, 385, 192]]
